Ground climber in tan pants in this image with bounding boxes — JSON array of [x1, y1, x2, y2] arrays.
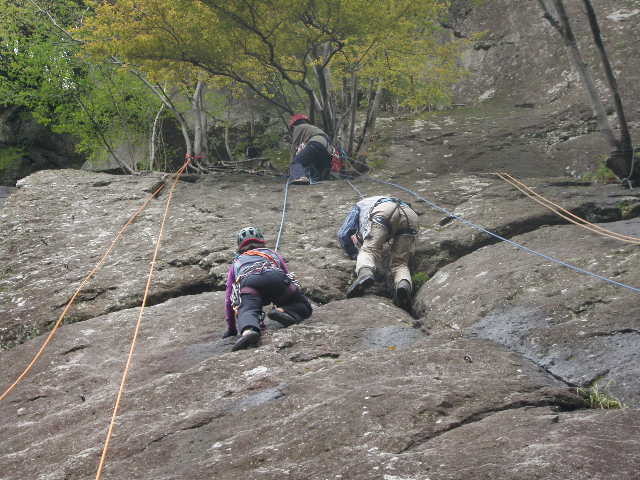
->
[[337, 195, 418, 310]]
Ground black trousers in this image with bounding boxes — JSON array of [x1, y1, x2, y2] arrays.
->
[[237, 270, 312, 333], [290, 141, 331, 181]]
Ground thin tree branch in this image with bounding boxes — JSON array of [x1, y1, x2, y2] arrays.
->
[[26, 0, 83, 44], [72, 90, 134, 174], [582, 0, 632, 154]]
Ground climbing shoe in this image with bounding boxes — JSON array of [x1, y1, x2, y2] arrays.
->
[[232, 328, 260, 351], [393, 279, 413, 311], [268, 308, 300, 327], [346, 267, 375, 298], [290, 176, 310, 185]]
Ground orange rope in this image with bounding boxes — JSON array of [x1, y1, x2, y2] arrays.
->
[[496, 172, 640, 245], [0, 181, 166, 403], [94, 160, 189, 480]]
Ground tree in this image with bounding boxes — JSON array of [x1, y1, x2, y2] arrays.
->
[[0, 0, 163, 174], [537, 0, 636, 185], [80, 0, 467, 159]]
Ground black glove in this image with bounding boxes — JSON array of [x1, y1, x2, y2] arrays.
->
[[222, 328, 237, 338]]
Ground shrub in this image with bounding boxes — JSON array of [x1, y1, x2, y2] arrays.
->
[[577, 381, 625, 409], [0, 147, 25, 174], [411, 271, 429, 291], [582, 160, 618, 184]]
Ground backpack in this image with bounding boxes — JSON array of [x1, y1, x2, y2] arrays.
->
[[329, 143, 346, 174], [296, 139, 345, 180]]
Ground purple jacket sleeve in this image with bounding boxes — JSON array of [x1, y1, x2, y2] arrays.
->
[[224, 264, 236, 329], [275, 252, 290, 274]]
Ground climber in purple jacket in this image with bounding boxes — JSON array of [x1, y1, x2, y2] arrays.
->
[[223, 226, 312, 351]]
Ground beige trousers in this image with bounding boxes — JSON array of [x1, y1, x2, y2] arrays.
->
[[355, 201, 418, 287]]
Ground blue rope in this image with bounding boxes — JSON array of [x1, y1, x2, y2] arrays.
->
[[363, 175, 640, 294], [274, 176, 290, 252], [345, 178, 365, 199]]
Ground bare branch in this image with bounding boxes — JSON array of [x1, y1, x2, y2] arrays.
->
[[26, 0, 83, 44]]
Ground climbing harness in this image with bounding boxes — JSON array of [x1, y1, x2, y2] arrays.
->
[[231, 262, 278, 311], [335, 148, 640, 293], [362, 175, 640, 294], [369, 197, 417, 236], [231, 248, 282, 307], [345, 193, 417, 241], [230, 248, 301, 325]]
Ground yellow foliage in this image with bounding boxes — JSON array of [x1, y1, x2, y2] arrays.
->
[[80, 0, 467, 107]]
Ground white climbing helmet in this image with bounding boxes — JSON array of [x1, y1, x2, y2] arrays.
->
[[236, 226, 265, 249]]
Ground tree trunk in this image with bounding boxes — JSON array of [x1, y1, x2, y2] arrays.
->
[[355, 79, 382, 156], [582, 0, 635, 181], [123, 65, 205, 172], [347, 72, 358, 156], [224, 95, 234, 164], [368, 81, 383, 137], [149, 102, 165, 171], [539, 2, 619, 150], [192, 80, 209, 167], [335, 77, 351, 141], [312, 43, 338, 139], [224, 123, 233, 164], [314, 68, 332, 138]]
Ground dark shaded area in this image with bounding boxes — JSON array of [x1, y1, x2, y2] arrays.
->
[[0, 107, 84, 186]]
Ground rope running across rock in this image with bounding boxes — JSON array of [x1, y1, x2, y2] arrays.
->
[[95, 157, 192, 480], [0, 168, 179, 403], [495, 171, 640, 244], [360, 174, 640, 294], [274, 176, 290, 252]]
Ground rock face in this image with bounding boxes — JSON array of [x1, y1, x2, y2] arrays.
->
[[3, 1, 640, 479], [0, 186, 15, 208], [413, 183, 640, 407], [2, 165, 640, 479], [2, 290, 632, 480], [448, 0, 640, 178], [451, 0, 640, 111]]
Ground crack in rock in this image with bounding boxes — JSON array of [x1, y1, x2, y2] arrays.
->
[[398, 394, 584, 454]]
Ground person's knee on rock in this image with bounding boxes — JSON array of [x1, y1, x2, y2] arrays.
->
[[337, 196, 418, 311]]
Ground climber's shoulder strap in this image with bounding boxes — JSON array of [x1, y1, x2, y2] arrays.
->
[[243, 249, 280, 267], [231, 249, 282, 311]]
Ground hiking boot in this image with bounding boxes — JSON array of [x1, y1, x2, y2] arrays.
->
[[232, 328, 260, 351], [290, 176, 310, 185], [393, 280, 412, 311], [346, 267, 375, 298], [268, 308, 300, 327]]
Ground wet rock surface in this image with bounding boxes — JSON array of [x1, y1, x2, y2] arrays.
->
[[415, 219, 640, 406]]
